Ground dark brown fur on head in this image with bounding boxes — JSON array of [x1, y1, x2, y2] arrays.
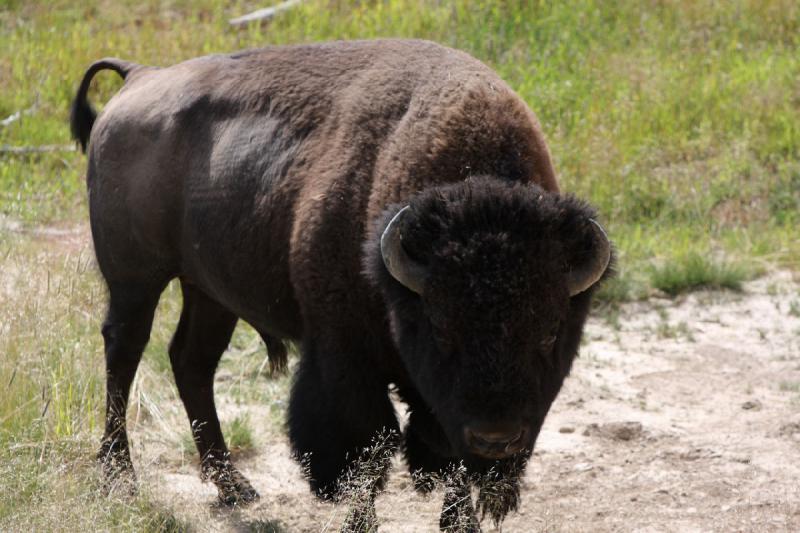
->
[[367, 176, 612, 463]]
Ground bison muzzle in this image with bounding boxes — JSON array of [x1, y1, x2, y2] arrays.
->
[[71, 39, 612, 531]]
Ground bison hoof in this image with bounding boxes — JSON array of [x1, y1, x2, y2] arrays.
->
[[218, 483, 260, 506], [340, 501, 378, 532], [440, 512, 480, 533], [97, 440, 138, 495], [410, 470, 438, 494], [475, 477, 520, 526], [440, 509, 480, 533], [213, 468, 260, 506], [440, 487, 481, 532]]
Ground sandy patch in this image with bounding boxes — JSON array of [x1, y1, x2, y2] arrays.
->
[[129, 271, 800, 532]]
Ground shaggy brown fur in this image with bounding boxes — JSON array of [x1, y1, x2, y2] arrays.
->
[[71, 39, 608, 530]]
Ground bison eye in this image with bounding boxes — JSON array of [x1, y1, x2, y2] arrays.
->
[[541, 323, 560, 348]]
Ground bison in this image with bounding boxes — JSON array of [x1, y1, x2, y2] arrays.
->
[[71, 39, 611, 530]]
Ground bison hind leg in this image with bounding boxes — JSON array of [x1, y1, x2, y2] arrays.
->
[[169, 282, 258, 506], [98, 281, 166, 495]]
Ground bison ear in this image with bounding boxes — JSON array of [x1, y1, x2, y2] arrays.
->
[[565, 219, 611, 296], [380, 206, 428, 294]]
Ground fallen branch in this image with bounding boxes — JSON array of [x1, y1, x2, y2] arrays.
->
[[0, 106, 35, 128], [0, 144, 76, 154], [229, 0, 304, 25]]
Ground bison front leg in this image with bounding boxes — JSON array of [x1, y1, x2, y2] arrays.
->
[[288, 338, 400, 529], [431, 461, 524, 532], [403, 413, 480, 532], [440, 478, 480, 533], [474, 455, 526, 527], [169, 282, 258, 505]]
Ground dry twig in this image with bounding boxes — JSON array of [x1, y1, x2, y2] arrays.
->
[[0, 144, 75, 154]]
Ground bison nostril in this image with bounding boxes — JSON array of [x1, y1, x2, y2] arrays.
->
[[471, 429, 521, 445], [504, 431, 526, 452], [464, 425, 528, 456]]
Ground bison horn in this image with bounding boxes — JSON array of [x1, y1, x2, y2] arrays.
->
[[381, 206, 428, 294], [566, 219, 611, 296]]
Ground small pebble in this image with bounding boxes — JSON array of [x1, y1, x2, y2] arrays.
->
[[573, 462, 593, 472], [741, 400, 762, 411], [584, 421, 644, 441], [559, 425, 575, 434]]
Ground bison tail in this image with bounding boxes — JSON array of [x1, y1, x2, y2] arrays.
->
[[70, 58, 139, 153]]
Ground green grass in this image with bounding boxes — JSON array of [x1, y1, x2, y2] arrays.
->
[[2, 0, 800, 530], [0, 448, 190, 531], [0, 230, 289, 529], [779, 381, 800, 393], [1, 0, 799, 273], [247, 519, 289, 533], [225, 414, 256, 453], [649, 252, 749, 296], [594, 267, 645, 306], [181, 414, 256, 456], [655, 320, 695, 342]]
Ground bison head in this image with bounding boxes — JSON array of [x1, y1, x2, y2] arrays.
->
[[368, 177, 611, 464]]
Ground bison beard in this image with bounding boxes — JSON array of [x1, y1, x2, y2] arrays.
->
[[70, 39, 612, 531]]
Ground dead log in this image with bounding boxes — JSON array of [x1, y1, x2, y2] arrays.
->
[[229, 0, 304, 25]]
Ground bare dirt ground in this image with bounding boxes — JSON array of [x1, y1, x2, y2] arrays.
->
[[125, 270, 800, 532], [11, 218, 796, 532]]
